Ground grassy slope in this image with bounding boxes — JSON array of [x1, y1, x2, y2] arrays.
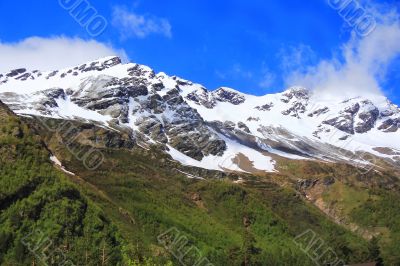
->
[[0, 105, 127, 265], [3, 111, 395, 265], [276, 156, 400, 265], [32, 115, 373, 266]]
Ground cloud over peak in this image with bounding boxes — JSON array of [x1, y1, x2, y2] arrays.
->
[[112, 6, 172, 39], [0, 36, 128, 72], [285, 2, 400, 101]]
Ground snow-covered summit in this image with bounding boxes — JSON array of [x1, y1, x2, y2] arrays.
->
[[0, 56, 399, 173]]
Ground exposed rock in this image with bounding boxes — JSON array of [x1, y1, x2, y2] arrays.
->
[[237, 122, 251, 133], [137, 117, 168, 143], [163, 89, 185, 105], [146, 94, 166, 114], [103, 56, 122, 68], [186, 87, 216, 109], [80, 57, 122, 73], [344, 102, 360, 115], [282, 102, 308, 118], [339, 135, 351, 140], [42, 88, 66, 100], [378, 118, 400, 132], [247, 117, 260, 122], [280, 88, 309, 118], [323, 176, 335, 186], [6, 68, 26, 77], [223, 121, 236, 131], [2, 56, 400, 173], [46, 71, 59, 79], [152, 82, 164, 92], [213, 88, 245, 105], [16, 73, 32, 81], [296, 178, 319, 190], [243, 216, 251, 227], [281, 87, 310, 103], [176, 78, 193, 86], [191, 193, 201, 201], [127, 64, 155, 78], [255, 102, 274, 111], [308, 107, 329, 117], [354, 106, 379, 133], [323, 114, 355, 134], [167, 122, 227, 160], [11, 127, 23, 138]]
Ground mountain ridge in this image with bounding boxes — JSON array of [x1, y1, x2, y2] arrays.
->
[[2, 58, 400, 264], [0, 56, 399, 174]]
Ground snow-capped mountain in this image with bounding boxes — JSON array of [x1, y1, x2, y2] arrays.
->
[[1, 56, 399, 173]]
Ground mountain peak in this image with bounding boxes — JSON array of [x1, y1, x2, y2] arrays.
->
[[1, 57, 400, 174], [74, 56, 122, 72], [283, 86, 310, 96]]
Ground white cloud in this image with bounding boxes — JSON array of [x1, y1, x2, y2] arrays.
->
[[112, 6, 172, 39], [259, 72, 276, 89], [285, 2, 400, 100], [0, 36, 128, 72], [216, 64, 253, 81], [232, 64, 253, 79], [278, 44, 317, 74]]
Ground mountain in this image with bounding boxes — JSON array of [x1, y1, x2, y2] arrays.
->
[[0, 100, 128, 265], [0, 100, 380, 266], [0, 56, 399, 174], [1, 56, 400, 265]]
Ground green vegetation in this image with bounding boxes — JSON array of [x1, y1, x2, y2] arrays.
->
[[1, 108, 398, 265], [318, 171, 400, 264], [60, 142, 371, 265], [322, 182, 371, 216], [351, 190, 400, 264], [0, 111, 125, 265]]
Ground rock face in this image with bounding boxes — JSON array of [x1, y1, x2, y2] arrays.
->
[[6, 68, 26, 77], [237, 122, 251, 133], [379, 118, 400, 132], [280, 88, 310, 118], [69, 77, 228, 160], [354, 101, 379, 133], [321, 99, 386, 135], [296, 179, 319, 190], [308, 107, 329, 117], [255, 102, 274, 111], [186, 87, 216, 109], [0, 56, 400, 172], [213, 87, 246, 105], [323, 114, 355, 135], [185, 87, 245, 109]]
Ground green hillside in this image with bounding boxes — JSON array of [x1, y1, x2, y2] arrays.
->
[[0, 103, 396, 265]]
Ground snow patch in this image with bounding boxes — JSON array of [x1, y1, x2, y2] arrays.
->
[[50, 155, 75, 176]]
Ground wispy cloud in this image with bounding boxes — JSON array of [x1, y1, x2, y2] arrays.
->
[[278, 44, 317, 74], [232, 64, 253, 79], [112, 6, 172, 39], [284, 1, 400, 100], [0, 36, 128, 72], [259, 71, 276, 89], [215, 64, 253, 81]]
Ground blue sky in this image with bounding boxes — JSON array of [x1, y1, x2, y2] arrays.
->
[[0, 0, 399, 103]]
